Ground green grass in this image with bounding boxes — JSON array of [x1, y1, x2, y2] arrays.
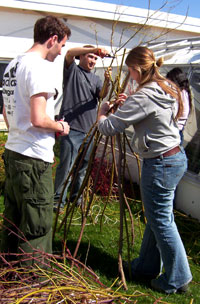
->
[[0, 133, 200, 303], [52, 197, 200, 304]]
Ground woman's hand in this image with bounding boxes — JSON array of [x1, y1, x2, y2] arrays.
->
[[115, 93, 127, 106], [98, 101, 113, 120], [98, 93, 128, 121], [100, 102, 112, 115]]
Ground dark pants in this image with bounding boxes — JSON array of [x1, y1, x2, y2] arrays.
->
[[1, 149, 53, 267], [54, 129, 93, 204]]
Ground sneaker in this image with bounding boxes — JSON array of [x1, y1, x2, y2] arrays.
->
[[122, 261, 157, 283], [151, 279, 189, 294], [177, 284, 189, 293], [151, 279, 172, 294]]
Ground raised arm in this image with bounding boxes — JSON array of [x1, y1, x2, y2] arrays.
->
[[65, 46, 110, 67]]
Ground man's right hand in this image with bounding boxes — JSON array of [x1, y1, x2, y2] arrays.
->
[[62, 121, 70, 135], [57, 121, 70, 136], [95, 48, 110, 58]]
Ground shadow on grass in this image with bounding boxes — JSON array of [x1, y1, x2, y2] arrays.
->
[[174, 211, 200, 265], [53, 239, 119, 281]]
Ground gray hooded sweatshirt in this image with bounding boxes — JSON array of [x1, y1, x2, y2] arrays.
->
[[98, 81, 180, 159]]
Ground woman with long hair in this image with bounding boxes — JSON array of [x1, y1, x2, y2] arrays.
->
[[166, 67, 192, 144], [97, 46, 192, 294]]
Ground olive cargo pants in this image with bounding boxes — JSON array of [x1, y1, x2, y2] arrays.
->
[[1, 149, 53, 267]]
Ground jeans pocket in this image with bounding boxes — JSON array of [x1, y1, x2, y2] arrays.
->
[[163, 161, 186, 189]]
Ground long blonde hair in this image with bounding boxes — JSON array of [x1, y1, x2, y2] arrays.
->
[[125, 46, 183, 119]]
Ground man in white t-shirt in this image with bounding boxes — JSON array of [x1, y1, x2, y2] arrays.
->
[[1, 15, 71, 267]]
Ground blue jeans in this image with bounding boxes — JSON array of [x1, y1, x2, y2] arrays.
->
[[54, 129, 93, 204], [131, 148, 192, 293]]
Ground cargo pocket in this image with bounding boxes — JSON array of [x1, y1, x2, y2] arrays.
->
[[21, 162, 53, 239], [34, 162, 53, 200], [24, 199, 53, 238], [12, 160, 33, 197]]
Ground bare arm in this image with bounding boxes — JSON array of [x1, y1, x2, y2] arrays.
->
[[30, 93, 70, 135], [65, 46, 109, 67], [3, 104, 9, 130]]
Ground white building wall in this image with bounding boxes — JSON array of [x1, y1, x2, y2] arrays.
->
[[0, 1, 200, 113], [1, 1, 200, 61]]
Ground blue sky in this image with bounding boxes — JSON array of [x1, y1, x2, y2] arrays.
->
[[88, 0, 199, 19]]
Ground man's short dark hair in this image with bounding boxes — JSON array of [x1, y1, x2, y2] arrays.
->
[[34, 15, 71, 44], [75, 45, 95, 60]]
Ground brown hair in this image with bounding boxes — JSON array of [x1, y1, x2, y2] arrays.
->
[[34, 15, 71, 44], [125, 46, 183, 119], [75, 45, 95, 60]]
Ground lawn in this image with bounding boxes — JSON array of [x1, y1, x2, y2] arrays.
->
[[52, 197, 200, 304], [0, 132, 200, 303]]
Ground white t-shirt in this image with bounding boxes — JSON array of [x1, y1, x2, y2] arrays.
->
[[3, 52, 57, 162]]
